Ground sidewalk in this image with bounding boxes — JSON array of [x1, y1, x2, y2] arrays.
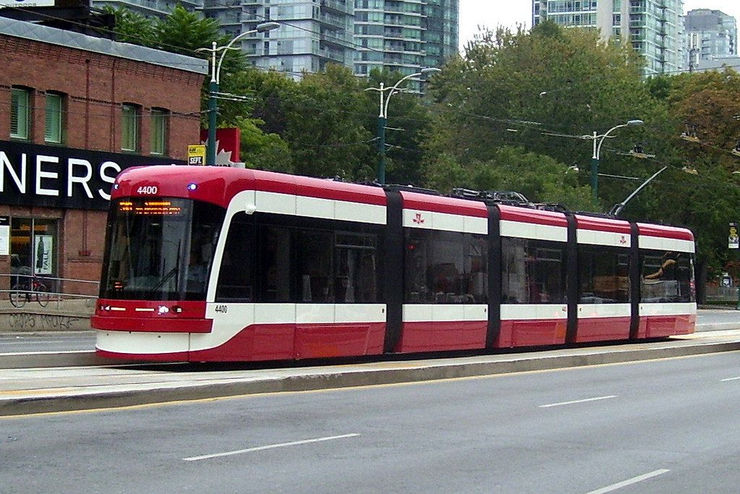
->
[[2, 329, 739, 417]]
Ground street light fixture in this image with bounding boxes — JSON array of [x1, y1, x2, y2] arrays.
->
[[365, 67, 441, 184], [587, 119, 643, 201], [196, 22, 280, 166]]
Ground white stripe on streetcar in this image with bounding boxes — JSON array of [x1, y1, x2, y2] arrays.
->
[[585, 469, 670, 494], [539, 395, 617, 408], [721, 376, 740, 382], [182, 433, 360, 461]]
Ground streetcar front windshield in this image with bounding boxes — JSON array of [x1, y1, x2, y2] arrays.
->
[[100, 198, 225, 301]]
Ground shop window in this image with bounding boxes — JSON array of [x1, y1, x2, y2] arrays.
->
[[44, 92, 64, 144], [10, 218, 58, 289], [121, 103, 140, 152], [10, 87, 31, 140], [150, 108, 168, 156]]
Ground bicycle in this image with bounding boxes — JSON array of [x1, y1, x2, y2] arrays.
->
[[9, 276, 50, 308]]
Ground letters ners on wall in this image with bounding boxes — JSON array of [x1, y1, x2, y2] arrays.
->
[[0, 140, 184, 211]]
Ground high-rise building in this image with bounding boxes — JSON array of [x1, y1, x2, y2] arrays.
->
[[532, 0, 685, 76], [222, 0, 356, 77], [200, 0, 458, 82], [93, 0, 201, 18], [684, 8, 737, 71], [354, 0, 458, 83]]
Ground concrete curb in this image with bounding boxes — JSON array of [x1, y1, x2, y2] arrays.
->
[[0, 351, 113, 369], [2, 336, 739, 417]]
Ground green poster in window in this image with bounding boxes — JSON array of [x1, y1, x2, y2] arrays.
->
[[34, 235, 53, 275]]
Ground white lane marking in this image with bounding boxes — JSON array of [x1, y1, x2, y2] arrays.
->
[[586, 469, 670, 494], [721, 376, 740, 382], [539, 395, 617, 408], [182, 433, 360, 462]]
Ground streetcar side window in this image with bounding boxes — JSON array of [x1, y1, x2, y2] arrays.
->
[[255, 226, 379, 304], [640, 250, 695, 303], [501, 237, 566, 304], [578, 245, 630, 303], [296, 230, 334, 302], [258, 225, 292, 302], [215, 214, 255, 302], [335, 232, 378, 303], [404, 230, 487, 304]]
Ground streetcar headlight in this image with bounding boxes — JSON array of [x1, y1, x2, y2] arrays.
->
[[187, 183, 198, 191]]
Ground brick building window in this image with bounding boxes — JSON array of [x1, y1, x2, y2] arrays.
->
[[150, 108, 169, 155], [121, 103, 140, 152], [10, 87, 31, 140], [44, 92, 64, 144]]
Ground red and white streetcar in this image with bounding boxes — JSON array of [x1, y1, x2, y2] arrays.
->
[[92, 165, 696, 362]]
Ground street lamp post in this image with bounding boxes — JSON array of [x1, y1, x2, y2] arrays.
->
[[588, 119, 644, 201], [365, 68, 441, 184], [197, 22, 279, 166]]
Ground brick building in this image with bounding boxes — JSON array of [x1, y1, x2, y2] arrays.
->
[[0, 17, 207, 296]]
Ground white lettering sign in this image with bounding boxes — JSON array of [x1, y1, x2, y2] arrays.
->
[[0, 151, 122, 203], [36, 155, 60, 196]]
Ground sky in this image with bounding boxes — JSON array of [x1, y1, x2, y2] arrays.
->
[[459, 1, 740, 50]]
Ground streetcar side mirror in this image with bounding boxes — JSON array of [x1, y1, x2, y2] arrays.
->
[[244, 203, 257, 215]]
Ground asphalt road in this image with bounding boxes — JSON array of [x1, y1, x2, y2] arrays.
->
[[1, 351, 738, 494], [0, 309, 738, 355]]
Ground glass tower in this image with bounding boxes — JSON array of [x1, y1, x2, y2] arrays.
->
[[354, 0, 458, 82], [202, 0, 355, 78], [684, 9, 737, 71], [532, 0, 685, 76], [200, 0, 457, 82]]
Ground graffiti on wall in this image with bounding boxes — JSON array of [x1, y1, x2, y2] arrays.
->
[[6, 313, 86, 331]]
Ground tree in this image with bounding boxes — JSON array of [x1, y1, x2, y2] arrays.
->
[[362, 69, 437, 185], [426, 22, 656, 209], [103, 6, 156, 46], [638, 69, 740, 277], [227, 64, 376, 180], [284, 65, 376, 180], [425, 145, 594, 211]]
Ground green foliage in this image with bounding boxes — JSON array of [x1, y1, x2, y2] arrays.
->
[[153, 5, 228, 56], [281, 65, 376, 180], [426, 146, 594, 211], [428, 22, 654, 177], [102, 6, 156, 46], [362, 68, 437, 184], [235, 117, 292, 172]]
